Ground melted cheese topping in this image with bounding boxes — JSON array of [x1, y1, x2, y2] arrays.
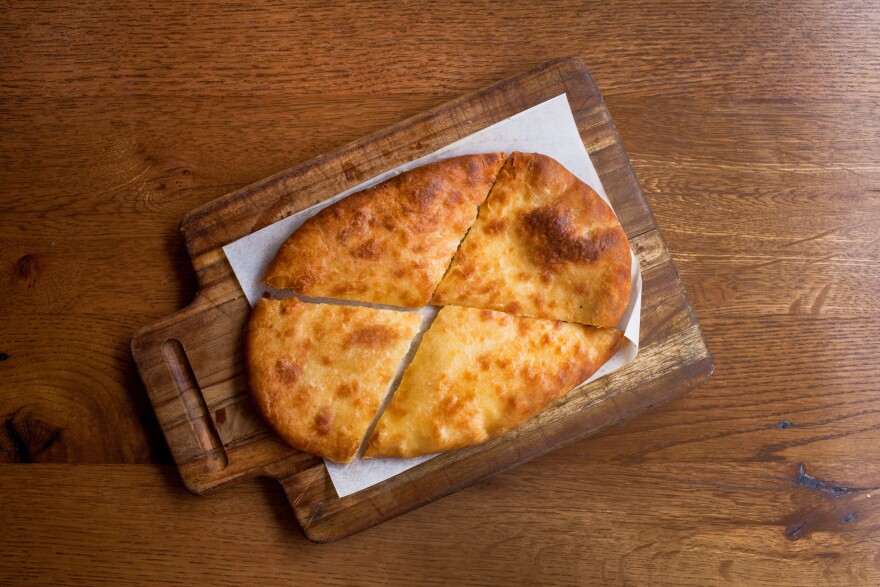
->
[[246, 298, 421, 463], [365, 305, 623, 459], [432, 152, 631, 328]]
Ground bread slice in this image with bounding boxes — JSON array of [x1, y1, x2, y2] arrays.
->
[[432, 152, 631, 328], [246, 298, 421, 463], [263, 153, 505, 308], [365, 305, 623, 459]]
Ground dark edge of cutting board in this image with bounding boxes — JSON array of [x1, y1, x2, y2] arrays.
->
[[130, 57, 713, 543]]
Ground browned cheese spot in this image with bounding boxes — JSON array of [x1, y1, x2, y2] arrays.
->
[[291, 273, 316, 292], [555, 359, 574, 385], [335, 381, 359, 397], [466, 159, 481, 180], [479, 309, 494, 322], [275, 358, 302, 384], [313, 408, 332, 435], [351, 237, 384, 259], [387, 403, 408, 419], [336, 210, 370, 245], [477, 280, 499, 296], [344, 325, 396, 348], [492, 190, 510, 208], [531, 293, 546, 309], [505, 394, 522, 412], [331, 282, 362, 296], [477, 354, 491, 371], [446, 188, 463, 207], [482, 218, 508, 235], [439, 394, 461, 416], [413, 238, 432, 254], [519, 365, 539, 385], [503, 301, 521, 314], [521, 206, 619, 268], [412, 178, 442, 212]]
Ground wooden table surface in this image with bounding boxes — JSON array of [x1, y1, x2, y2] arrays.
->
[[2, 1, 879, 584]]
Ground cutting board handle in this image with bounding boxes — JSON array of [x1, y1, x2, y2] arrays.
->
[[131, 295, 234, 489], [159, 334, 229, 471], [133, 292, 322, 495]]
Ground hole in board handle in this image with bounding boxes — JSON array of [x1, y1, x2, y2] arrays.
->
[[162, 338, 229, 471]]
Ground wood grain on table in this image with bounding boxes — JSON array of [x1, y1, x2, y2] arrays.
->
[[1, 0, 878, 584]]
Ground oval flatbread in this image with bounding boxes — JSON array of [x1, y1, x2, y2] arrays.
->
[[432, 152, 631, 328], [246, 297, 422, 463], [263, 153, 505, 308], [364, 305, 623, 459]]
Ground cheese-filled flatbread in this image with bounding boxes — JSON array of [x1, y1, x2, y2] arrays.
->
[[263, 153, 505, 308], [432, 152, 631, 328], [246, 297, 421, 463], [365, 305, 623, 459]]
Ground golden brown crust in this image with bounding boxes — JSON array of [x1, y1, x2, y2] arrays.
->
[[432, 152, 632, 328], [246, 298, 421, 463], [251, 152, 631, 461], [263, 153, 505, 308], [364, 305, 624, 459]]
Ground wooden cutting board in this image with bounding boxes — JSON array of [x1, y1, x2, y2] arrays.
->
[[131, 57, 713, 543]]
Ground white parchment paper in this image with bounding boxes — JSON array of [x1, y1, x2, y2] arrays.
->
[[223, 94, 642, 498]]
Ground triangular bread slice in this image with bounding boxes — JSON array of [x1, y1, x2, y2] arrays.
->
[[246, 297, 421, 463], [432, 152, 631, 328], [263, 153, 505, 308], [364, 305, 623, 459]]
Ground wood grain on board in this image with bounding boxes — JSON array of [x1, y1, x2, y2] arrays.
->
[[2, 0, 879, 581]]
